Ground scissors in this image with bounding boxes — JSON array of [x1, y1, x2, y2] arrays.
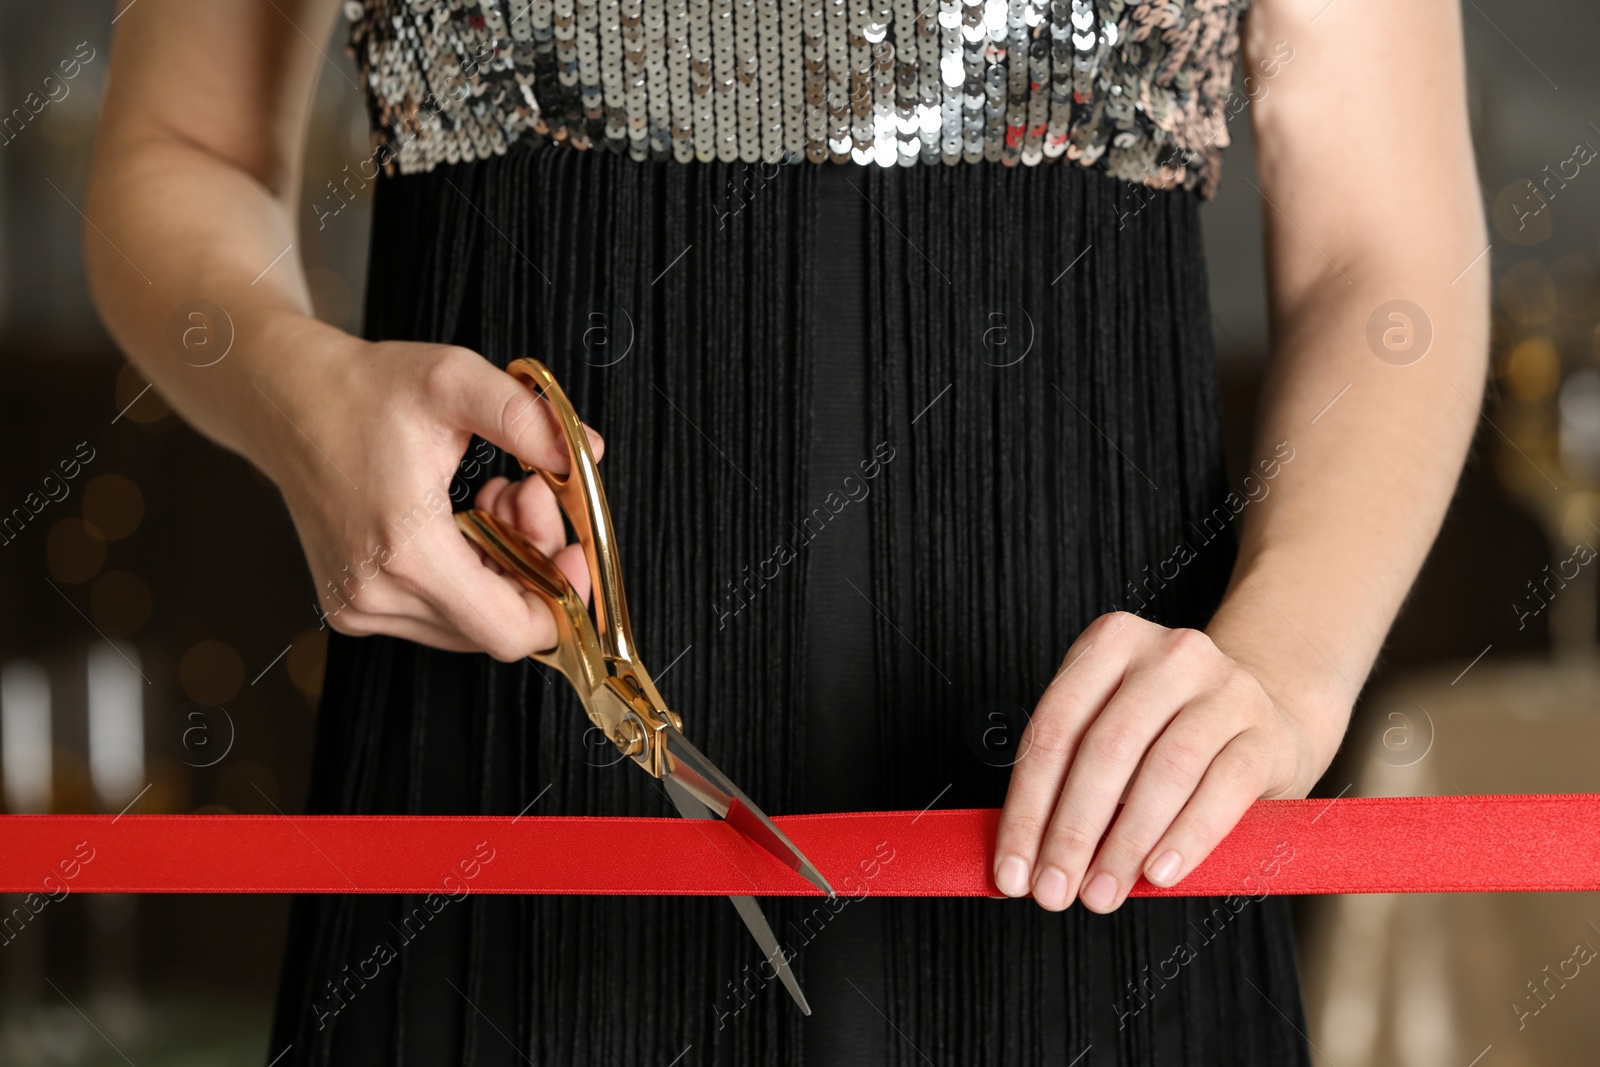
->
[[454, 358, 835, 1013]]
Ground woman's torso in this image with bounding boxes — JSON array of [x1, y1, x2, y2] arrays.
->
[[264, 5, 1315, 1065]]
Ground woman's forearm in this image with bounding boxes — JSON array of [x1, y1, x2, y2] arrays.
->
[[84, 0, 344, 485], [1202, 0, 1490, 777], [1205, 266, 1490, 774]]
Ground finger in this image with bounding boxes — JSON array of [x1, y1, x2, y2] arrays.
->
[[496, 476, 567, 558], [992, 614, 1145, 898], [1077, 696, 1243, 912], [325, 606, 483, 653], [461, 483, 590, 606], [315, 555, 438, 624], [1031, 658, 1200, 911], [1142, 731, 1278, 891], [316, 549, 498, 648], [551, 540, 593, 605], [458, 523, 592, 607], [475, 476, 512, 514], [440, 353, 605, 474], [404, 520, 562, 660]]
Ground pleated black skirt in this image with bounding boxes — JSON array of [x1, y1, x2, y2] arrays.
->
[[268, 143, 1311, 1067]]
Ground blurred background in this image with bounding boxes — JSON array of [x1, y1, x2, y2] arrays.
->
[[0, 1, 1597, 1064]]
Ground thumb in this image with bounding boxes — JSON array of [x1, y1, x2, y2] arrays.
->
[[443, 354, 604, 472]]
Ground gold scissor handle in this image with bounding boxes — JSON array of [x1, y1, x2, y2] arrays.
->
[[453, 508, 600, 688], [453, 359, 678, 775], [501, 358, 637, 667]]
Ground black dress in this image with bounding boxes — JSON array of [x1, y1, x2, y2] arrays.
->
[[269, 2, 1310, 1063]]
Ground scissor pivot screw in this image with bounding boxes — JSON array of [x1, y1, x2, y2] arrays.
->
[[613, 716, 645, 756]]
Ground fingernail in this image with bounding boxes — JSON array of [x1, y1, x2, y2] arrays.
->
[[1032, 866, 1068, 910], [1081, 872, 1117, 912], [995, 856, 1030, 897], [583, 425, 603, 449], [1146, 850, 1182, 887]]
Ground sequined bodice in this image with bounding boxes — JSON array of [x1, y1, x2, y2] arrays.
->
[[345, 0, 1247, 196]]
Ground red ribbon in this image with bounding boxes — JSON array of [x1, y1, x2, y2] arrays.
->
[[3, 795, 1597, 897]]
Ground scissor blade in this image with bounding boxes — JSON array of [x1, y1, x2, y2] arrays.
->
[[661, 779, 811, 1014], [728, 896, 811, 1015], [660, 724, 835, 898]]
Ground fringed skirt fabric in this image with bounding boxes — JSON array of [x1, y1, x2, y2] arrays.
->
[[268, 143, 1312, 1067]]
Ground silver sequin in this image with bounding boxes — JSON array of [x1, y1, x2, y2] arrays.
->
[[347, 0, 1246, 195]]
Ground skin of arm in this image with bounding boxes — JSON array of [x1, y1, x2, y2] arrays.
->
[[84, 0, 593, 660], [993, 0, 1490, 912]]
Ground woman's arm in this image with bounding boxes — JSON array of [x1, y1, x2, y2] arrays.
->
[[993, 0, 1489, 912], [1210, 0, 1490, 737], [86, 0, 592, 660]]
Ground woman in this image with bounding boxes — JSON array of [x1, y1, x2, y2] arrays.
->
[[84, 0, 1487, 1063]]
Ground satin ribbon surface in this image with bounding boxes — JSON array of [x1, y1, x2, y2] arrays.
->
[[2, 795, 1597, 897]]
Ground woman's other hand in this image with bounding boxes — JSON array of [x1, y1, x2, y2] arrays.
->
[[992, 611, 1331, 913]]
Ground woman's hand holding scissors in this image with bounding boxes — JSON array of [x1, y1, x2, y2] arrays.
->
[[266, 326, 602, 660]]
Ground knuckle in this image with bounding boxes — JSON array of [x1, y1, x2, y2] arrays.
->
[[472, 623, 529, 663], [420, 344, 468, 395], [1020, 717, 1074, 760], [1222, 670, 1271, 712], [497, 386, 531, 454], [1153, 734, 1207, 781], [1045, 817, 1098, 859], [529, 617, 559, 655], [453, 607, 533, 662], [337, 574, 384, 613], [326, 604, 378, 638], [1213, 746, 1265, 792], [1166, 627, 1215, 662], [1085, 720, 1140, 766], [485, 641, 525, 663], [324, 612, 359, 636], [1088, 611, 1133, 642], [997, 808, 1047, 847]]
